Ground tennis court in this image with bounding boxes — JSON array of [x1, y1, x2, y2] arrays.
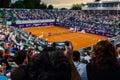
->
[[24, 26, 108, 50]]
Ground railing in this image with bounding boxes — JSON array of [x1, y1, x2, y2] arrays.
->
[[82, 7, 118, 10]]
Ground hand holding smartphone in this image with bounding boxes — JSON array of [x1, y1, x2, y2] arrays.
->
[[53, 42, 66, 50], [52, 41, 69, 51]]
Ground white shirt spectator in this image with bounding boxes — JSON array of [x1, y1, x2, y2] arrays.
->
[[74, 61, 88, 80], [84, 55, 91, 63]]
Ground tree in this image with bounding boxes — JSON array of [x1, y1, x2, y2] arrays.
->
[[47, 4, 54, 9], [0, 0, 11, 8], [39, 3, 47, 9], [60, 8, 68, 10], [54, 8, 59, 10], [23, 0, 41, 9], [71, 4, 82, 10], [95, 0, 100, 1], [11, 0, 25, 8], [34, 0, 41, 9], [23, 0, 35, 9]]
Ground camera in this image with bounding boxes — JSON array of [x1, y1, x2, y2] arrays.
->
[[53, 42, 69, 50]]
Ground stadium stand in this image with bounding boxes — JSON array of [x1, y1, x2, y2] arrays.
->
[[0, 8, 120, 80]]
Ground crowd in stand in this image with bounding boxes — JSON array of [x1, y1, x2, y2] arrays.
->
[[53, 10, 120, 36], [12, 9, 55, 20], [0, 25, 50, 79], [0, 8, 120, 80], [0, 8, 120, 37], [0, 25, 120, 80]]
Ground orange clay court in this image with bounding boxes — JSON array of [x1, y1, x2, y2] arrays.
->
[[24, 26, 108, 50]]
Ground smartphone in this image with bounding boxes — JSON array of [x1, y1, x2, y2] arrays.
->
[[53, 42, 66, 50]]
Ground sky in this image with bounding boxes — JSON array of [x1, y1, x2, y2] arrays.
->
[[12, 0, 95, 9], [41, 0, 94, 8]]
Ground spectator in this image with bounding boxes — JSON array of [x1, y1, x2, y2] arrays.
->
[[27, 41, 81, 80], [0, 76, 8, 80], [72, 50, 88, 80], [0, 49, 11, 72], [0, 50, 3, 58], [86, 40, 120, 80], [0, 58, 11, 72], [3, 49, 9, 59], [0, 58, 11, 79], [9, 45, 16, 54], [83, 51, 91, 63], [11, 50, 28, 80], [0, 43, 5, 53]]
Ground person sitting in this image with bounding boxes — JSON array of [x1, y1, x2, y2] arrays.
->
[[86, 40, 120, 80]]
